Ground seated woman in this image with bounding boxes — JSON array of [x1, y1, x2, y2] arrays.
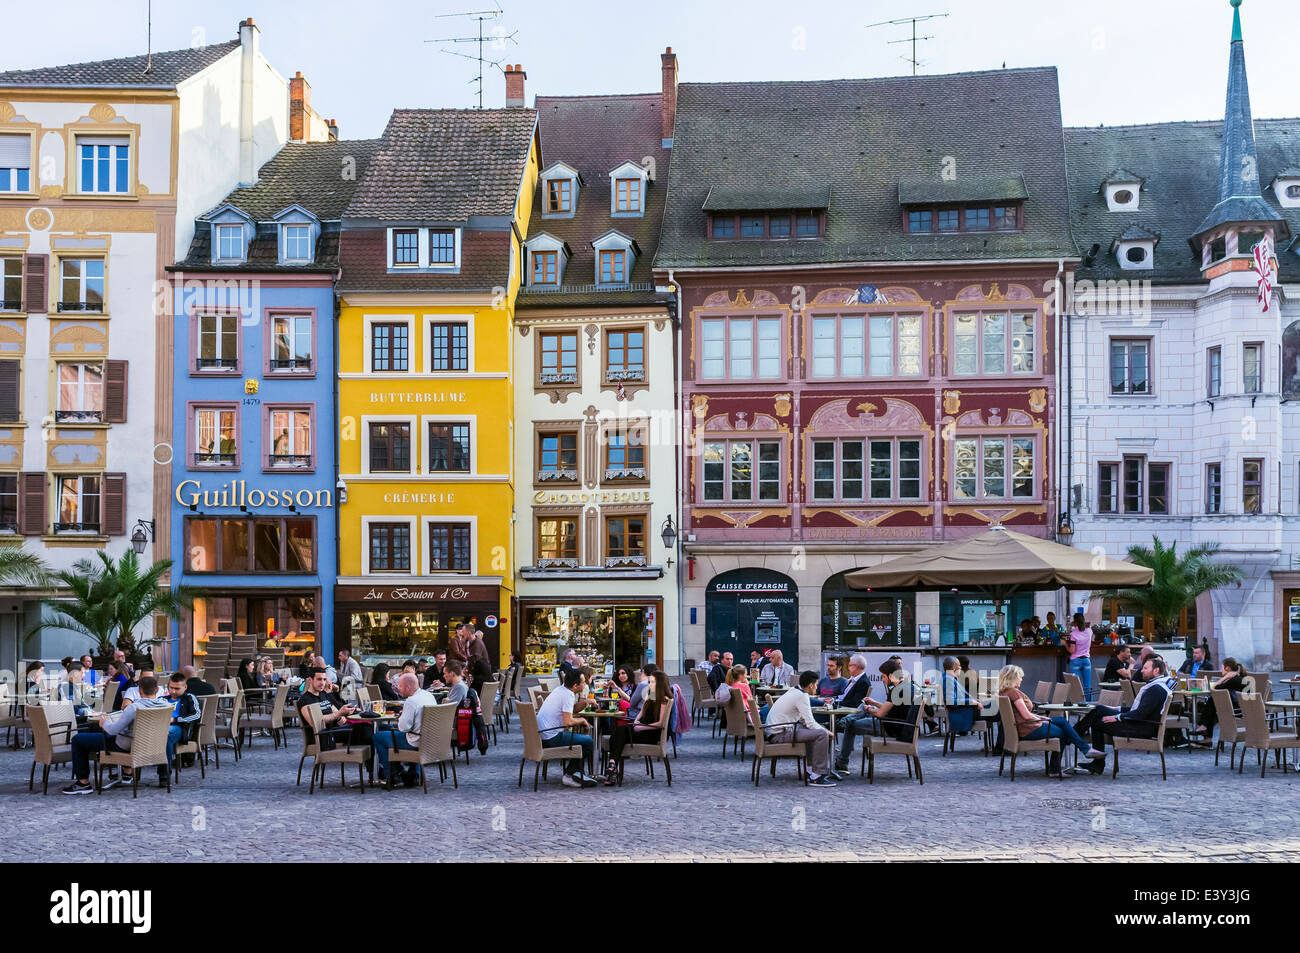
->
[[1198, 656, 1248, 735], [604, 670, 673, 784], [236, 658, 258, 692], [608, 665, 636, 708], [255, 656, 281, 688], [998, 664, 1104, 772], [368, 663, 400, 702], [105, 661, 130, 710]]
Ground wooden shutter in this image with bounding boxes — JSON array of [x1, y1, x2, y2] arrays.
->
[[102, 472, 126, 536], [104, 360, 128, 423], [23, 254, 46, 314], [0, 359, 18, 421], [19, 472, 46, 536]]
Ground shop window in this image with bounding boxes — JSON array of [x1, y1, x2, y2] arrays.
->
[[220, 519, 249, 571], [605, 515, 646, 567], [186, 516, 315, 574], [368, 522, 411, 573], [537, 517, 579, 567], [523, 604, 654, 675], [350, 610, 441, 663], [428, 522, 471, 573], [702, 439, 781, 502]]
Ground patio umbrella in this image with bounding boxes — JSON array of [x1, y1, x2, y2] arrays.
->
[[844, 525, 1153, 638]]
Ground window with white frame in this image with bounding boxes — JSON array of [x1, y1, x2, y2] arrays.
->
[[428, 522, 472, 573], [429, 228, 456, 265], [268, 408, 313, 468], [368, 522, 411, 573], [954, 436, 1034, 500], [0, 134, 32, 193], [55, 475, 100, 533], [1243, 343, 1262, 393], [702, 439, 781, 502], [700, 315, 782, 380], [386, 227, 459, 270], [215, 225, 244, 262], [194, 407, 238, 466], [428, 322, 469, 371], [428, 422, 471, 472], [953, 312, 1035, 375], [1, 257, 21, 311], [77, 137, 130, 194], [812, 440, 863, 501], [1097, 457, 1168, 514], [1110, 339, 1150, 395], [281, 224, 312, 262], [270, 314, 313, 372], [810, 313, 923, 378], [1243, 458, 1263, 514], [1205, 462, 1222, 514], [59, 259, 104, 312], [197, 314, 239, 371], [56, 362, 104, 422], [1207, 347, 1222, 398]]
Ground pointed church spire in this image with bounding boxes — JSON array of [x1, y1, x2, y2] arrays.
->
[[1193, 0, 1282, 243]]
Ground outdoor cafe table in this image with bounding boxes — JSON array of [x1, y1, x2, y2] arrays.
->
[[576, 707, 625, 772], [1276, 678, 1300, 701], [1038, 702, 1095, 718], [813, 706, 860, 734], [1173, 689, 1212, 746]]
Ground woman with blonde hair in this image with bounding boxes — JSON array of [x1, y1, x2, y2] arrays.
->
[[998, 664, 1104, 772]]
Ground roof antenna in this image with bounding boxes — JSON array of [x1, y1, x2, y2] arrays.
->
[[866, 13, 949, 75], [425, 4, 518, 109], [145, 0, 153, 74]]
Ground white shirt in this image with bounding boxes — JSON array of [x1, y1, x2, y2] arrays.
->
[[397, 688, 437, 747], [765, 687, 820, 734], [761, 662, 795, 687], [537, 685, 578, 740]]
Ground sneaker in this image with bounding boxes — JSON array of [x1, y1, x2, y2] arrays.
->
[[62, 781, 94, 795], [827, 769, 847, 782], [561, 773, 583, 788], [1085, 748, 1106, 759], [808, 774, 838, 787], [101, 776, 123, 790]]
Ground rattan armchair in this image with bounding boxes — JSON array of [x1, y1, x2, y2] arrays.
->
[[1238, 695, 1300, 777], [746, 703, 806, 786], [241, 684, 289, 749], [28, 703, 75, 794], [617, 707, 674, 787], [517, 703, 585, 790], [388, 703, 459, 791], [97, 706, 173, 797], [301, 703, 369, 794], [997, 694, 1062, 781], [863, 702, 926, 784]]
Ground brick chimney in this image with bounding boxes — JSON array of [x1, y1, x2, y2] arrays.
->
[[327, 118, 339, 141], [505, 64, 526, 107], [289, 71, 311, 142], [661, 47, 678, 148]]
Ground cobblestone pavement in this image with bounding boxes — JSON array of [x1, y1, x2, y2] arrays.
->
[[3, 699, 1298, 862]]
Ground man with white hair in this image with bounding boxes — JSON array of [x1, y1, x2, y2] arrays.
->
[[832, 654, 877, 774], [373, 672, 436, 788]]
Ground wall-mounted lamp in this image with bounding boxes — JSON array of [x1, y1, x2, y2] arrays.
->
[[130, 519, 156, 555]]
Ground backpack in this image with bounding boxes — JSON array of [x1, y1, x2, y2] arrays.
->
[[455, 687, 490, 755]]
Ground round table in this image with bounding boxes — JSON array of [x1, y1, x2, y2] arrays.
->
[[577, 708, 627, 773]]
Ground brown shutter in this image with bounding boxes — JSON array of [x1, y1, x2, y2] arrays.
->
[[102, 472, 126, 536], [104, 360, 128, 423], [23, 254, 47, 314], [0, 359, 19, 421], [19, 472, 46, 536]]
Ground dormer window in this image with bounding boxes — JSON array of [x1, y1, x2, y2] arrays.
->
[[591, 230, 636, 286], [1101, 170, 1144, 212], [281, 224, 312, 262], [608, 161, 650, 218], [1271, 169, 1300, 209], [215, 225, 244, 263], [385, 227, 461, 272], [547, 178, 572, 213], [392, 229, 418, 266], [600, 250, 626, 283], [904, 204, 1020, 233], [1113, 224, 1158, 271], [615, 178, 641, 213], [532, 251, 557, 284], [207, 205, 254, 266], [540, 162, 581, 219], [524, 233, 569, 288]]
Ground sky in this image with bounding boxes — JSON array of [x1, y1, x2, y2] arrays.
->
[[4, 0, 1296, 140]]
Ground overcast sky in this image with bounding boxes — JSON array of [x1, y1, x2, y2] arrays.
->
[[6, 0, 1295, 140]]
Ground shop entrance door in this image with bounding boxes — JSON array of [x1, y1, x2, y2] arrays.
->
[[1283, 590, 1300, 671]]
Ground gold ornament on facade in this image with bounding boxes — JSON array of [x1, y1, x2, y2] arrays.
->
[[26, 208, 52, 231], [87, 103, 117, 122], [984, 284, 1004, 301], [0, 103, 15, 122], [732, 289, 752, 308], [691, 394, 709, 419], [38, 185, 62, 199], [773, 393, 791, 417], [1028, 388, 1047, 413], [855, 401, 878, 417], [942, 390, 961, 415]]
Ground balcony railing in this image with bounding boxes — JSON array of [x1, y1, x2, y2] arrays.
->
[[604, 467, 646, 481], [196, 357, 238, 371], [537, 557, 580, 569], [0, 299, 21, 312], [53, 521, 100, 534], [269, 358, 313, 371], [55, 409, 104, 423], [539, 371, 577, 385], [537, 468, 577, 482], [268, 454, 312, 468], [606, 369, 645, 382], [0, 520, 18, 535], [57, 301, 103, 313], [605, 554, 648, 568], [195, 452, 236, 466]]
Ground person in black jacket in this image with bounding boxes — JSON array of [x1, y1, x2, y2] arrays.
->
[[831, 654, 877, 774], [1073, 655, 1174, 774], [181, 664, 215, 698], [707, 651, 733, 693], [1102, 645, 1134, 682], [423, 651, 448, 689]]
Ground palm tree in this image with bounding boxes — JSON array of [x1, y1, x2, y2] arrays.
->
[[0, 547, 50, 588], [1097, 537, 1243, 642]]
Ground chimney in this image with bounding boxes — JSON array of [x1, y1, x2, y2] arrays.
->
[[505, 64, 526, 107], [327, 118, 339, 141], [660, 47, 678, 148], [238, 17, 260, 185], [289, 71, 311, 142]]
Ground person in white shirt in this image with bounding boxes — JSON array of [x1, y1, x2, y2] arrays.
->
[[696, 652, 719, 673], [535, 669, 597, 788], [122, 668, 156, 705], [764, 669, 841, 785], [759, 650, 796, 687], [372, 672, 436, 787], [337, 649, 364, 687]]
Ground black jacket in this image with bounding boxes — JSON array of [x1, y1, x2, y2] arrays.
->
[[1102, 653, 1132, 682], [841, 673, 873, 709], [707, 663, 727, 693], [187, 677, 215, 697], [1119, 678, 1172, 733]]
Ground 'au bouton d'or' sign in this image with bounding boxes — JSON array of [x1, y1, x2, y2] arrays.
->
[[175, 480, 333, 509]]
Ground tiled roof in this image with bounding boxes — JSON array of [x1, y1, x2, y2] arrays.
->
[[1065, 119, 1300, 283], [897, 173, 1027, 206], [654, 68, 1075, 269], [337, 228, 512, 293], [702, 185, 831, 212], [345, 108, 537, 221], [517, 93, 672, 310], [0, 40, 239, 88]]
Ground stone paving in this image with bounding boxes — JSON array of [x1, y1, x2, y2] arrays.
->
[[3, 693, 1298, 862]]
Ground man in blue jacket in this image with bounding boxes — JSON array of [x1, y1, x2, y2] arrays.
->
[[1073, 655, 1175, 774]]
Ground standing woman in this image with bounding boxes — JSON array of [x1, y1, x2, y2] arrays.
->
[[603, 670, 672, 784], [1067, 612, 1094, 702]]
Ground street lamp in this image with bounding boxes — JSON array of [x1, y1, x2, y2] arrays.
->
[[131, 519, 155, 555], [1055, 514, 1075, 546], [660, 514, 677, 567]]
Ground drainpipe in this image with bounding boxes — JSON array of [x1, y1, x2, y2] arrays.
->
[[669, 268, 684, 675], [1057, 257, 1071, 623], [332, 282, 341, 660]]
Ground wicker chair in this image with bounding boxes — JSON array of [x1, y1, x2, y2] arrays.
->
[[1210, 688, 1246, 768], [97, 706, 173, 797], [301, 703, 369, 794], [174, 694, 217, 781], [537, 676, 560, 692], [388, 703, 459, 791], [617, 706, 674, 787], [1238, 695, 1300, 777], [1063, 672, 1085, 703], [1097, 689, 1123, 708], [1121, 680, 1137, 706], [28, 703, 75, 794], [746, 702, 806, 786], [997, 694, 1062, 781], [197, 693, 224, 768], [939, 703, 990, 756], [100, 680, 120, 715], [1112, 691, 1174, 780], [1031, 681, 1051, 704], [863, 702, 926, 784], [527, 686, 549, 709], [690, 670, 721, 728], [478, 681, 500, 746], [214, 687, 244, 761], [517, 702, 584, 791], [720, 689, 753, 759], [241, 684, 289, 749], [1050, 683, 1071, 705]]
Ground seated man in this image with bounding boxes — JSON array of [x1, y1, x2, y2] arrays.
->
[[1102, 644, 1134, 682], [63, 675, 173, 794], [863, 658, 920, 742], [535, 668, 597, 788], [759, 650, 796, 688], [182, 664, 216, 697], [440, 660, 469, 705], [122, 668, 156, 705], [764, 670, 840, 786], [373, 672, 436, 787], [816, 656, 849, 705], [939, 655, 980, 734], [165, 671, 202, 771], [1130, 645, 1155, 684], [1178, 645, 1209, 679], [707, 651, 733, 693], [297, 668, 369, 764], [1072, 655, 1175, 774], [832, 654, 876, 774], [423, 650, 448, 689]]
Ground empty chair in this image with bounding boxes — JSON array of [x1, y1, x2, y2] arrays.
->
[[28, 704, 75, 795], [1031, 681, 1051, 704], [97, 707, 173, 798], [241, 684, 289, 749], [1111, 692, 1174, 780], [388, 703, 459, 791], [1210, 688, 1246, 769], [517, 702, 584, 791], [1096, 689, 1123, 708], [214, 688, 245, 761], [537, 676, 560, 692], [862, 703, 926, 785], [1237, 695, 1300, 777], [617, 705, 674, 787], [746, 702, 805, 787], [1063, 672, 1085, 703], [1050, 683, 1071, 705], [478, 681, 500, 746], [997, 695, 1062, 781]]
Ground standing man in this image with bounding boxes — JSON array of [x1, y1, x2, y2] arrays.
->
[[448, 623, 472, 666], [760, 650, 796, 687], [764, 670, 840, 786], [467, 630, 493, 694]]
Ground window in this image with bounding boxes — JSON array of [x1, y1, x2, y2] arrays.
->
[[740, 215, 763, 238], [531, 251, 558, 285], [0, 474, 16, 533], [539, 331, 577, 384], [196, 314, 239, 371], [1110, 339, 1150, 395], [0, 134, 31, 193], [1148, 463, 1169, 515], [1243, 459, 1262, 514], [1207, 347, 1222, 398], [936, 209, 959, 231], [908, 210, 932, 233], [711, 215, 735, 238], [1106, 457, 1169, 514], [371, 323, 409, 372], [1205, 463, 1222, 514], [194, 407, 238, 467], [55, 475, 100, 533], [428, 422, 470, 472], [1121, 458, 1143, 513], [281, 224, 311, 262], [604, 425, 646, 479], [56, 362, 103, 422], [953, 312, 1035, 375], [429, 322, 468, 371], [966, 207, 990, 230], [614, 178, 641, 213], [1125, 246, 1147, 264], [368, 422, 411, 472], [1, 258, 20, 311], [429, 228, 456, 265], [369, 523, 411, 573], [796, 213, 821, 237], [1243, 343, 1262, 393], [215, 225, 244, 262], [953, 436, 1034, 500], [867, 439, 922, 500], [59, 259, 104, 312], [605, 329, 644, 381], [428, 522, 471, 573], [812, 440, 863, 501], [270, 314, 313, 372], [700, 316, 782, 380], [538, 432, 577, 481], [547, 178, 572, 213], [768, 215, 791, 238], [605, 515, 646, 566], [538, 518, 578, 563], [268, 408, 312, 468], [702, 440, 780, 502], [77, 137, 129, 193], [599, 249, 627, 284], [392, 229, 419, 266], [906, 204, 1020, 233], [993, 206, 1018, 229], [1098, 463, 1118, 514], [810, 312, 923, 378]]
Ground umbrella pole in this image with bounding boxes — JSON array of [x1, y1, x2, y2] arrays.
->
[[993, 598, 1006, 644]]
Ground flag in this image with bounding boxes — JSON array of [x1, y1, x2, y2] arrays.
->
[[1252, 233, 1275, 313]]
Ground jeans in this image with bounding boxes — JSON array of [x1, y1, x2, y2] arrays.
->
[[542, 729, 592, 776], [373, 729, 417, 777], [1024, 717, 1092, 759], [1069, 656, 1093, 701], [834, 711, 875, 769], [164, 726, 181, 777], [71, 732, 116, 781]]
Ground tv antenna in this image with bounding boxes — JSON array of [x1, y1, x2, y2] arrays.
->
[[865, 13, 948, 75], [426, 5, 518, 109]]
